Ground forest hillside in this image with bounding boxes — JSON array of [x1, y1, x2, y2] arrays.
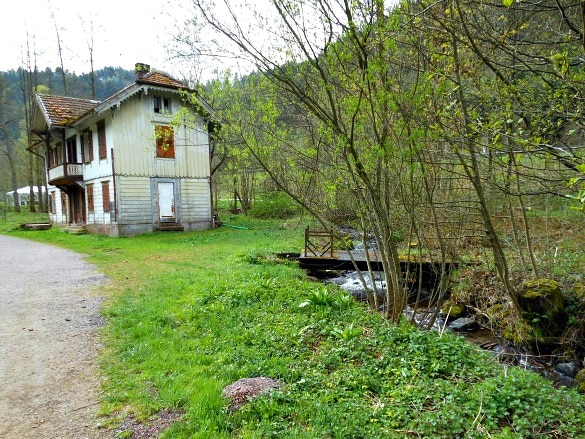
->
[[0, 66, 135, 193]]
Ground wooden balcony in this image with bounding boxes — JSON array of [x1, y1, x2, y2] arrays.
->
[[48, 163, 83, 185]]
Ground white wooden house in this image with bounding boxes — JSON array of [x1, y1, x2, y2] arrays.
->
[[29, 63, 214, 236]]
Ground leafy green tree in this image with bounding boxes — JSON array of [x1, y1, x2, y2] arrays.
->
[[191, 0, 461, 322], [0, 72, 25, 211], [187, 0, 584, 327], [403, 0, 585, 310]]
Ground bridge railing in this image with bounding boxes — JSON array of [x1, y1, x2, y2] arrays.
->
[[304, 227, 334, 258]]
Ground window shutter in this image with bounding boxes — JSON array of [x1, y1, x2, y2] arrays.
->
[[102, 181, 110, 212], [87, 185, 94, 212], [82, 130, 94, 163], [89, 131, 94, 162], [97, 121, 107, 159]]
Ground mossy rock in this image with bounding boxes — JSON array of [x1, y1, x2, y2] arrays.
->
[[443, 299, 465, 319], [486, 304, 532, 345], [520, 279, 563, 306], [575, 368, 585, 394], [502, 318, 537, 345], [573, 282, 585, 303], [487, 303, 506, 320], [485, 304, 519, 343], [497, 310, 558, 349], [519, 278, 568, 336]]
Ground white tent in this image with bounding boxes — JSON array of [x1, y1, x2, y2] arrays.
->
[[5, 186, 47, 206]]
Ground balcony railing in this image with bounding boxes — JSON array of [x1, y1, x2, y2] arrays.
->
[[48, 163, 83, 185]]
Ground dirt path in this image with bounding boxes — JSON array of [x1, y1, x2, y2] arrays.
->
[[0, 235, 111, 439]]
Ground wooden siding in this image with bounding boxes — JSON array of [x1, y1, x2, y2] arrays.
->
[[117, 176, 153, 224], [109, 94, 210, 178], [78, 117, 114, 181], [181, 179, 211, 222]]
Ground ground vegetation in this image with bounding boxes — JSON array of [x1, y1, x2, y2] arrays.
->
[[186, 0, 584, 352], [2, 212, 584, 437]]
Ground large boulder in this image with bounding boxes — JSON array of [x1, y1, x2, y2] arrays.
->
[[448, 317, 478, 331], [555, 362, 577, 378], [518, 279, 568, 336]]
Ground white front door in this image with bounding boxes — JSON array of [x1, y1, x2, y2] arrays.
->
[[158, 182, 175, 223]]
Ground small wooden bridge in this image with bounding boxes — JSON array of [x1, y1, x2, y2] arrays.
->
[[300, 227, 386, 271], [300, 227, 389, 270], [299, 228, 459, 289]]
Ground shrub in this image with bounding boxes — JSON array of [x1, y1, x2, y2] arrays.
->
[[248, 191, 299, 219]]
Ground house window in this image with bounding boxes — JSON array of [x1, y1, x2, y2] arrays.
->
[[50, 192, 56, 214], [97, 120, 107, 159], [102, 181, 110, 212], [49, 143, 62, 167], [87, 185, 94, 212], [153, 95, 170, 114], [82, 130, 93, 163], [155, 125, 175, 158]]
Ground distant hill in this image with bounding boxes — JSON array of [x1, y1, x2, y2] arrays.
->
[[1, 66, 135, 103], [0, 66, 135, 192]]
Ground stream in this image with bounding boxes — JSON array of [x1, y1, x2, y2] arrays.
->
[[321, 269, 576, 388]]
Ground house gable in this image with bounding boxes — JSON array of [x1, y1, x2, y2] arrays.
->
[[33, 65, 209, 131]]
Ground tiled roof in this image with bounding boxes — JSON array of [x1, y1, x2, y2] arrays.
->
[[35, 71, 191, 128], [136, 71, 187, 89], [36, 94, 100, 127]]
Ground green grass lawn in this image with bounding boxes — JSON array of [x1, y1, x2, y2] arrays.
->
[[2, 212, 584, 438]]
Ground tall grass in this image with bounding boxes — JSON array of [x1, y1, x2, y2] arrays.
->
[[2, 213, 584, 438]]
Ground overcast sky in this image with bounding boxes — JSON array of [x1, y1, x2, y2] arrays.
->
[[1, 0, 190, 75], [2, 1, 400, 80]]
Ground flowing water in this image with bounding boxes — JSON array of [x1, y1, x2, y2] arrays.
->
[[321, 269, 575, 388], [295, 227, 577, 387]]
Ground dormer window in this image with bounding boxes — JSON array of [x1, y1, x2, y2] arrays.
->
[[153, 95, 170, 114]]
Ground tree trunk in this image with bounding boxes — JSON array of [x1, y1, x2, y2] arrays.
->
[[28, 152, 36, 212], [449, 29, 521, 313], [9, 150, 20, 212]]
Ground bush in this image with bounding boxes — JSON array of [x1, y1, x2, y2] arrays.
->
[[248, 191, 299, 219]]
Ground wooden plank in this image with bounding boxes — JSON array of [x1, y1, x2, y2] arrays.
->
[[299, 249, 460, 272], [299, 250, 382, 271], [336, 249, 381, 261]]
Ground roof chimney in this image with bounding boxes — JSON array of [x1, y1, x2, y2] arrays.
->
[[135, 63, 150, 79]]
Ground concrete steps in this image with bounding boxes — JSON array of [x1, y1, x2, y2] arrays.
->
[[156, 223, 184, 232], [63, 224, 87, 235]]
